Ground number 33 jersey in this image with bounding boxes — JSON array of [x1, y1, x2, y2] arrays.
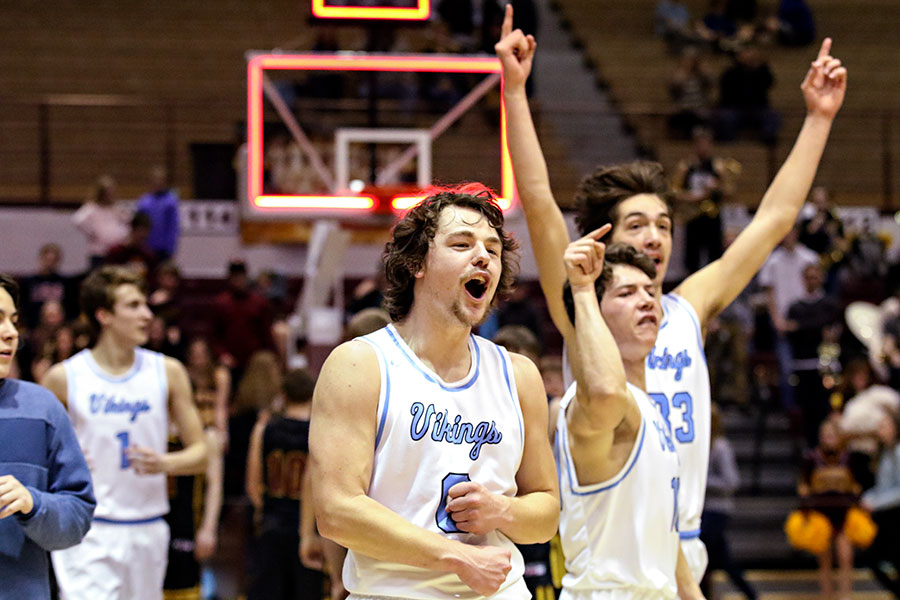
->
[[644, 292, 711, 539], [346, 324, 528, 600], [63, 348, 169, 522]]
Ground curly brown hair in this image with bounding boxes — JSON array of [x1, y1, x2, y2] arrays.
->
[[575, 161, 675, 239], [382, 184, 519, 322]]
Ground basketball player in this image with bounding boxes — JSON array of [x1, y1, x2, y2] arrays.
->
[[0, 274, 94, 600], [309, 186, 559, 598], [246, 367, 323, 600], [42, 266, 208, 600], [558, 230, 700, 598], [496, 4, 847, 580]]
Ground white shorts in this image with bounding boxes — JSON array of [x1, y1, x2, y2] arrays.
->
[[52, 518, 170, 600], [679, 536, 709, 583], [561, 587, 677, 600]]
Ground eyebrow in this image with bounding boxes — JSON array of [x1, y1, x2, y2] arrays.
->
[[622, 211, 672, 221], [447, 230, 502, 246]]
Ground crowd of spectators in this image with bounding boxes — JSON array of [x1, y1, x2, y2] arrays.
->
[[658, 0, 815, 144]]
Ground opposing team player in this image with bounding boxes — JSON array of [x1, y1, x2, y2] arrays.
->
[[557, 230, 700, 598], [42, 266, 208, 600], [309, 186, 559, 598], [496, 4, 847, 580]]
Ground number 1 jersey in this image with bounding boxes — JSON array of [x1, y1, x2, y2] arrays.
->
[[345, 324, 528, 600], [62, 348, 169, 521]]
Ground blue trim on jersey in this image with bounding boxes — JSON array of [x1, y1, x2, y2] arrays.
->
[[385, 325, 481, 391], [94, 515, 164, 525], [82, 349, 145, 383], [679, 528, 701, 540], [497, 345, 524, 447], [375, 349, 391, 449], [563, 419, 647, 496], [553, 434, 564, 509], [667, 293, 707, 363]]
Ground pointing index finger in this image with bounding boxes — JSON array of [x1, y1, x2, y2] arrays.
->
[[584, 223, 612, 241], [501, 3, 514, 39], [816, 37, 832, 62]]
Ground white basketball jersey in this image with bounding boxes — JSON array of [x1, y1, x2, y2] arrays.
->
[[556, 382, 680, 598], [63, 348, 169, 521], [345, 324, 528, 600], [644, 293, 711, 539]]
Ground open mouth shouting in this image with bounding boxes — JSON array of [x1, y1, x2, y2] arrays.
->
[[463, 273, 490, 302], [637, 313, 659, 328]]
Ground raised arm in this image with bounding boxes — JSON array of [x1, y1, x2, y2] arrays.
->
[[496, 4, 574, 341], [310, 341, 512, 597], [563, 228, 636, 438], [676, 38, 847, 328]]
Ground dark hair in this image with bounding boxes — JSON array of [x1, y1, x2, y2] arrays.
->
[[80, 266, 145, 332], [562, 243, 657, 326], [574, 161, 675, 238], [382, 183, 519, 322], [131, 211, 152, 230], [282, 368, 316, 405], [0, 273, 20, 310], [493, 325, 541, 361], [344, 307, 391, 341]]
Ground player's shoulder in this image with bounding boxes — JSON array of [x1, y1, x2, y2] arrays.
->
[[660, 292, 701, 331], [321, 338, 380, 375]]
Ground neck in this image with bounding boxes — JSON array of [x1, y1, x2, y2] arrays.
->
[[624, 357, 647, 391], [393, 307, 473, 381], [91, 333, 138, 374]]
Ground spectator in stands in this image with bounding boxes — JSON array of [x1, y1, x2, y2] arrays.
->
[[105, 211, 158, 279], [18, 300, 66, 382], [346, 269, 386, 319], [799, 420, 860, 600], [840, 358, 900, 491], [655, 0, 707, 53], [211, 260, 275, 380], [668, 48, 715, 138], [799, 186, 845, 290], [136, 165, 180, 260], [673, 126, 735, 271], [493, 324, 541, 365], [485, 279, 545, 348], [701, 0, 738, 45], [784, 263, 841, 448], [148, 260, 183, 326], [700, 404, 758, 600], [726, 0, 757, 24], [539, 355, 565, 401], [30, 322, 78, 385], [145, 314, 186, 362], [759, 225, 818, 412], [19, 243, 77, 328], [185, 337, 231, 448], [71, 175, 129, 269], [765, 0, 816, 47], [716, 46, 781, 145], [436, 0, 476, 50], [861, 411, 900, 598]]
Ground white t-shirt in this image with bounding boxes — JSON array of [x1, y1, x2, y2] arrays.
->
[[758, 244, 819, 317]]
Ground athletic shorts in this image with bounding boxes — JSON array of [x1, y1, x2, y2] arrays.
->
[[561, 587, 677, 600], [679, 536, 709, 583], [52, 518, 170, 600]]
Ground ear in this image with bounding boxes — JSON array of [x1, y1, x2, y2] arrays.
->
[[95, 307, 112, 328]]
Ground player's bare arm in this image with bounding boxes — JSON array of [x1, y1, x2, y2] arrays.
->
[[676, 544, 705, 600], [245, 418, 266, 511], [496, 4, 574, 340], [676, 38, 847, 330], [195, 428, 223, 561], [130, 357, 207, 476], [40, 363, 68, 408], [445, 352, 559, 544], [564, 229, 641, 483], [311, 340, 513, 597]]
